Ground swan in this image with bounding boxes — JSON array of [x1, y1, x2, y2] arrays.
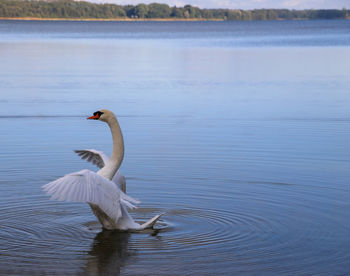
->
[[42, 109, 163, 230]]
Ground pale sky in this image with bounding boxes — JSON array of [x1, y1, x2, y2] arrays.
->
[[92, 0, 350, 9]]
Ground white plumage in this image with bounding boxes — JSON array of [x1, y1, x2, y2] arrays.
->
[[42, 109, 163, 230], [42, 169, 138, 222]]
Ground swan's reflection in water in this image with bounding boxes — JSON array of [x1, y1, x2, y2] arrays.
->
[[83, 230, 134, 276], [83, 227, 162, 275]]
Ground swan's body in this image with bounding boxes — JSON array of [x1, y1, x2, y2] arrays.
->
[[42, 109, 162, 230]]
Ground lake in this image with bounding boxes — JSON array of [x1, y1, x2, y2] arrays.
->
[[0, 20, 350, 275]]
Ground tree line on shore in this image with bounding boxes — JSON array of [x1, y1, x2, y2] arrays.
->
[[0, 0, 348, 20]]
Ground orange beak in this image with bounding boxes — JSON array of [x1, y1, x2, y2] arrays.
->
[[87, 114, 99, 120]]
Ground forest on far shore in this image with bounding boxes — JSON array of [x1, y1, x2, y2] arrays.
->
[[0, 0, 349, 20]]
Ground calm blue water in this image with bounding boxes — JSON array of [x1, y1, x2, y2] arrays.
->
[[0, 20, 350, 275]]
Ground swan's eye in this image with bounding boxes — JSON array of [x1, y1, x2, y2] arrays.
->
[[93, 111, 104, 118]]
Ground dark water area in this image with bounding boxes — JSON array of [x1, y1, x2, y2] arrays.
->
[[0, 20, 350, 275]]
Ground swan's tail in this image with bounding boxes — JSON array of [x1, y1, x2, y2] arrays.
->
[[140, 213, 165, 229]]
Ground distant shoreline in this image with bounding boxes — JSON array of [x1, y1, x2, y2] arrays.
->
[[0, 17, 225, 22], [0, 1, 349, 22], [1, 17, 349, 22]]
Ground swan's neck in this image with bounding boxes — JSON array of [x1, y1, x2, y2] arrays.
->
[[98, 116, 124, 180]]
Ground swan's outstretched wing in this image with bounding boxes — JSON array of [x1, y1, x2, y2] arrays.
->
[[42, 169, 139, 222], [74, 149, 109, 169]]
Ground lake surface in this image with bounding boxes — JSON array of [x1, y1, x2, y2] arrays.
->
[[0, 20, 350, 275]]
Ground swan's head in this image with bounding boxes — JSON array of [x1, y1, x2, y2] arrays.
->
[[87, 109, 115, 123]]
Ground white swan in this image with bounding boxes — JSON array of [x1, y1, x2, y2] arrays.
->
[[42, 109, 163, 230]]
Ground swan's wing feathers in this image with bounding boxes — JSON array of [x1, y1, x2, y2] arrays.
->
[[42, 169, 137, 221], [111, 171, 140, 205], [121, 192, 141, 205], [74, 149, 109, 169], [120, 198, 137, 210]]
